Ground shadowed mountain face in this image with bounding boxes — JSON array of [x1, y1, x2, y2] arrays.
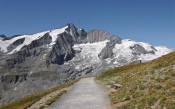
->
[[0, 23, 173, 105]]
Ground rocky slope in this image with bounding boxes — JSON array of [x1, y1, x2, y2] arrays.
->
[[0, 23, 173, 105]]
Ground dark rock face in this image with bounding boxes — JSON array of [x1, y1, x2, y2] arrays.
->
[[48, 24, 87, 65], [3, 34, 52, 73], [99, 44, 114, 59], [0, 35, 22, 41], [65, 23, 87, 43], [130, 44, 155, 55], [87, 30, 111, 43], [130, 44, 147, 55], [88, 30, 123, 59], [49, 33, 75, 65], [26, 33, 52, 49], [1, 74, 27, 84], [77, 28, 87, 43], [99, 36, 122, 59], [65, 23, 79, 42], [0, 34, 6, 39], [7, 38, 25, 52]]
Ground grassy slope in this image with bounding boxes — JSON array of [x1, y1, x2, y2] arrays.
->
[[96, 51, 175, 109], [0, 79, 80, 109]]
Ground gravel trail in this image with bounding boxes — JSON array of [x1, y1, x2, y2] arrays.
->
[[47, 77, 110, 109]]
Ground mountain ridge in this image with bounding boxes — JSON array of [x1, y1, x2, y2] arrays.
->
[[0, 23, 173, 105]]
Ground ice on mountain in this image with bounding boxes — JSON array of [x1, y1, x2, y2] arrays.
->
[[73, 40, 109, 70], [112, 39, 173, 63]]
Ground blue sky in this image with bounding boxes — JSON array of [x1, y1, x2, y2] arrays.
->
[[0, 0, 175, 48]]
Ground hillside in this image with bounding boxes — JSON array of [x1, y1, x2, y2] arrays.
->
[[96, 51, 175, 108]]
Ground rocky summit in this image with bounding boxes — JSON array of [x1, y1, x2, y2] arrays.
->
[[0, 23, 173, 105]]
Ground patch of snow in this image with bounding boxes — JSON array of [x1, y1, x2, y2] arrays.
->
[[0, 37, 4, 40], [70, 28, 73, 36], [113, 39, 134, 63], [138, 42, 154, 52], [14, 83, 23, 91], [64, 62, 69, 65], [105, 58, 112, 64], [29, 71, 33, 75], [14, 87, 17, 90], [155, 46, 173, 55], [0, 31, 49, 54], [137, 46, 173, 62], [112, 39, 173, 63], [49, 26, 68, 46], [73, 40, 109, 70], [113, 61, 118, 64], [19, 83, 23, 86]]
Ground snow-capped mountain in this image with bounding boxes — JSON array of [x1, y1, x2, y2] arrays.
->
[[0, 23, 173, 105]]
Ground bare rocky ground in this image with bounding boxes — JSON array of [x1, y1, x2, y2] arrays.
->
[[47, 77, 111, 109]]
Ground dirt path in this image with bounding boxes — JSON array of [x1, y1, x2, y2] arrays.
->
[[47, 77, 111, 109]]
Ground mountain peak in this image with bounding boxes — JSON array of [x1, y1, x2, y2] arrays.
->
[[0, 34, 6, 40], [0, 34, 6, 38], [65, 23, 77, 29]]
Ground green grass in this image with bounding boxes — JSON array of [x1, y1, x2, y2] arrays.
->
[[0, 78, 80, 109], [96, 51, 175, 108]]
